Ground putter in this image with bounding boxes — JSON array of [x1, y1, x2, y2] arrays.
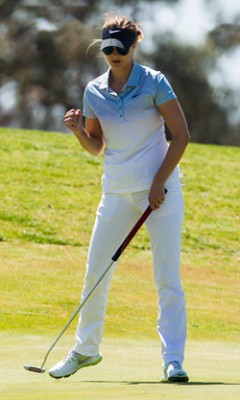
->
[[24, 204, 153, 373]]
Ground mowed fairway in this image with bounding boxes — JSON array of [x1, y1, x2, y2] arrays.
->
[[1, 128, 240, 399], [1, 334, 239, 400]]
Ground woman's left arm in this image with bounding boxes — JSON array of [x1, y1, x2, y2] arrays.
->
[[149, 98, 190, 210]]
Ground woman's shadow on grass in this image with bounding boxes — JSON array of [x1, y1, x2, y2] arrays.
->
[[84, 381, 239, 386]]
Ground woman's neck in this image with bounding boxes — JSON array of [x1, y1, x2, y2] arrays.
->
[[109, 62, 134, 92], [110, 63, 133, 83]]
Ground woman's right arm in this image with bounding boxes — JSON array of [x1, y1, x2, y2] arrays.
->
[[64, 108, 105, 157]]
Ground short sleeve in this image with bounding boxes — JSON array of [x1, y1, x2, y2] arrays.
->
[[155, 74, 177, 106], [83, 85, 97, 119]]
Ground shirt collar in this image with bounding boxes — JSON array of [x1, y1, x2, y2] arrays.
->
[[99, 62, 141, 90]]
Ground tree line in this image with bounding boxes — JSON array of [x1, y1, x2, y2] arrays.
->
[[0, 0, 239, 145]]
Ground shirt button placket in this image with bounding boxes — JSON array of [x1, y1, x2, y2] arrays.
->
[[118, 98, 124, 122]]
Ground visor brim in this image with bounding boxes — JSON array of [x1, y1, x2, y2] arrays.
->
[[101, 38, 126, 51]]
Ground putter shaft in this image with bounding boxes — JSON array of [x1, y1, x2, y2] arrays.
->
[[24, 205, 153, 373]]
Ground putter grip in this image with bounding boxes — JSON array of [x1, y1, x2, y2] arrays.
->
[[111, 205, 152, 262]]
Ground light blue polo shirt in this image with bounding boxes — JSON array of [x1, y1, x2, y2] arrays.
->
[[83, 62, 178, 193]]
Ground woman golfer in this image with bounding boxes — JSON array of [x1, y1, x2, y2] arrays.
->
[[49, 15, 190, 383]]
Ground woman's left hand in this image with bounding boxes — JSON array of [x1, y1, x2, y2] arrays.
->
[[148, 180, 166, 210]]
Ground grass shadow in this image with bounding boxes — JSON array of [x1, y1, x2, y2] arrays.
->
[[84, 380, 239, 386]]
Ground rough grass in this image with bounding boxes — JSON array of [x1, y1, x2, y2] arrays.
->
[[0, 127, 239, 343]]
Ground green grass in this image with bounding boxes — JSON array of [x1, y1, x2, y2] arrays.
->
[[1, 334, 240, 400], [0, 127, 102, 246], [0, 127, 239, 344], [1, 127, 240, 399]]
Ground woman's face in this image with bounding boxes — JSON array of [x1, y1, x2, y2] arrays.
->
[[103, 46, 135, 70]]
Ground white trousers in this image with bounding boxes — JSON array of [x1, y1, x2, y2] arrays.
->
[[75, 186, 187, 366]]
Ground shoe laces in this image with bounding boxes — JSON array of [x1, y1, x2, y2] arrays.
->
[[170, 361, 181, 369], [64, 350, 79, 364], [164, 361, 182, 372]]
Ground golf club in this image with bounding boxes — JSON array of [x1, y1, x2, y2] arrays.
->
[[24, 204, 154, 374]]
